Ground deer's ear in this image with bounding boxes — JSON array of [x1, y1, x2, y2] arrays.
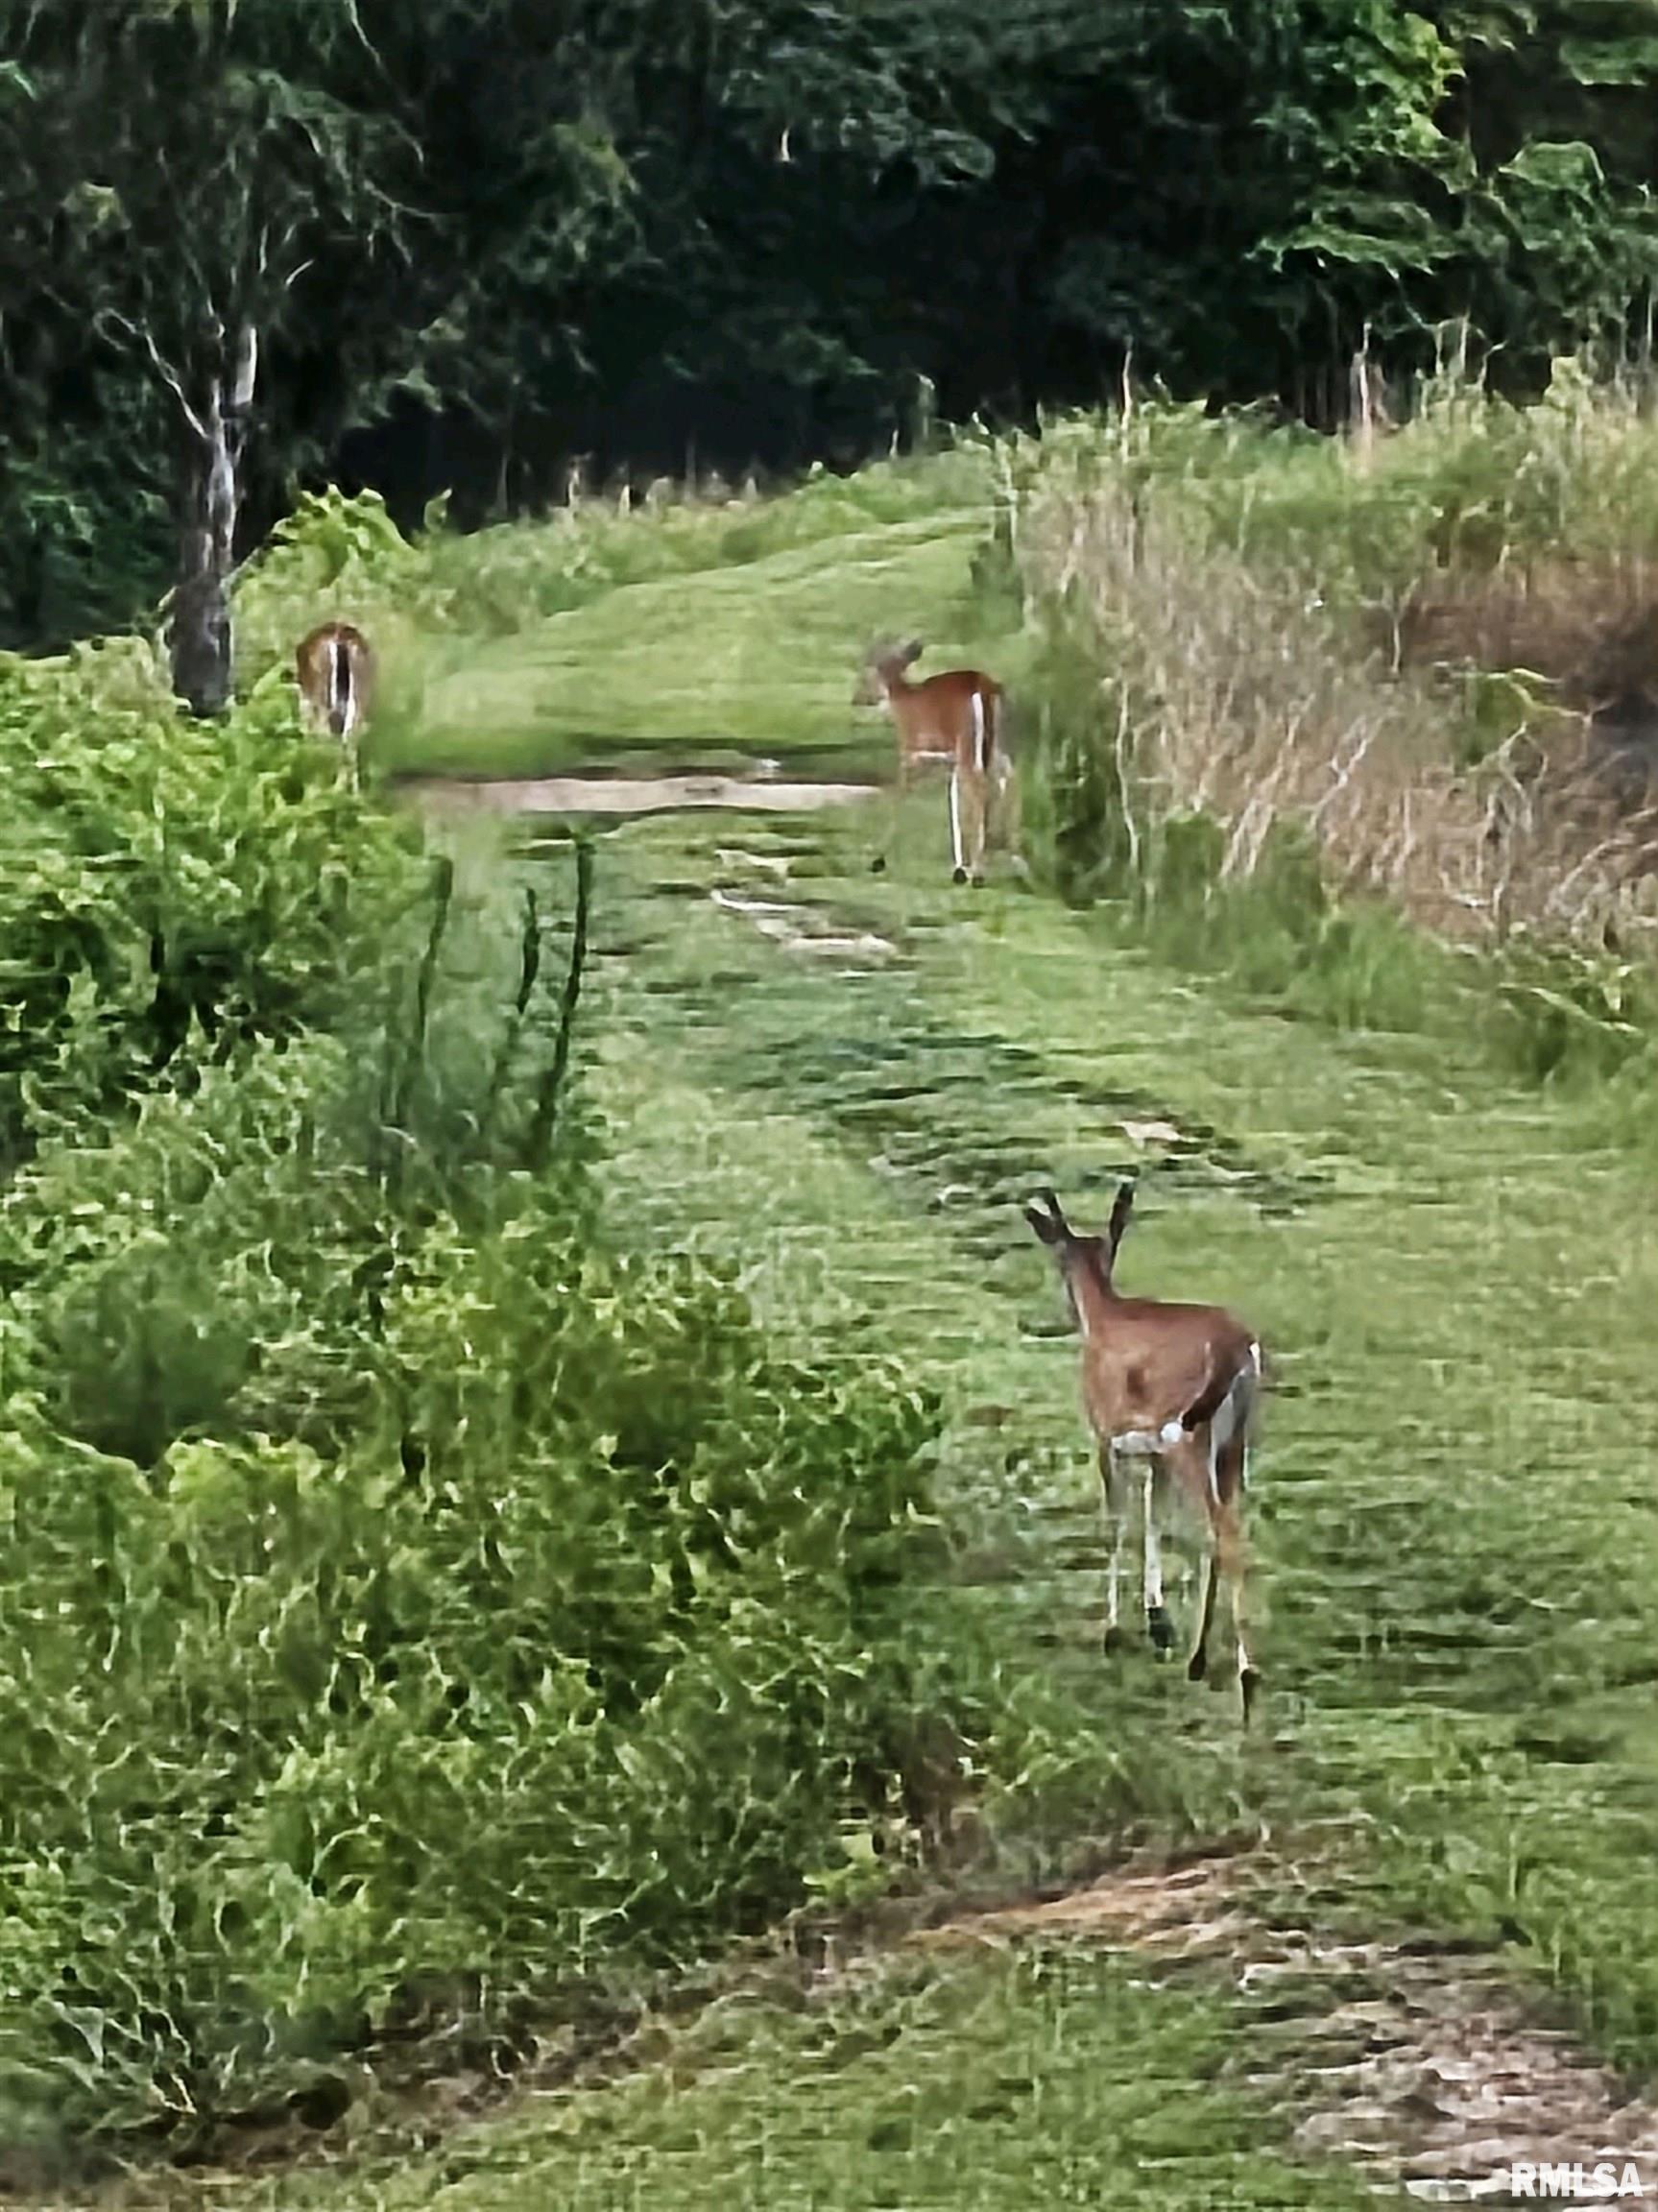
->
[[900, 637, 925, 666], [1024, 1190, 1068, 1245], [1105, 1179, 1137, 1253]]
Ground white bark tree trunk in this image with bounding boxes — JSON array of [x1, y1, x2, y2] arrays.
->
[[169, 318, 257, 718]]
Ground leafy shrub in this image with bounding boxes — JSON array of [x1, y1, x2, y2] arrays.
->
[[0, 1165, 952, 2143], [0, 645, 427, 1168], [0, 656, 974, 2151], [0, 824, 596, 1466]]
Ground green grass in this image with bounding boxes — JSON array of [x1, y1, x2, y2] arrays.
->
[[229, 453, 1002, 785], [589, 798, 1658, 1869], [25, 442, 1658, 2203], [228, 1941, 1377, 2212], [168, 767, 1658, 2205], [395, 516, 997, 781]]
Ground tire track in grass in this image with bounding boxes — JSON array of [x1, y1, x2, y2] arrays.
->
[[127, 761, 1658, 2201], [217, 470, 1658, 2204], [569, 796, 1658, 2196]]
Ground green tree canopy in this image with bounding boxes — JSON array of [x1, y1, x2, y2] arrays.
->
[[6, 0, 1658, 652]]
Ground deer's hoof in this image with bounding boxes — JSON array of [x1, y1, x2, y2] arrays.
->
[[1186, 1647, 1208, 1684], [870, 854, 887, 874], [1146, 1603, 1176, 1656], [951, 865, 969, 885], [1102, 1623, 1127, 1657], [1240, 1668, 1262, 1727]]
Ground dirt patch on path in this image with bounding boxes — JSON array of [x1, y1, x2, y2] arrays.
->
[[709, 884, 898, 961], [80, 1859, 1658, 2207], [405, 772, 879, 818], [914, 1858, 1658, 2203]]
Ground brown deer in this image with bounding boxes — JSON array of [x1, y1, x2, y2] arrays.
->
[[854, 637, 1011, 883], [295, 621, 374, 777], [1025, 1183, 1264, 1723]]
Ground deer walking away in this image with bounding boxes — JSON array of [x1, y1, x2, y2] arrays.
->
[[296, 620, 375, 767], [1025, 1182, 1264, 1724], [855, 636, 1012, 883]]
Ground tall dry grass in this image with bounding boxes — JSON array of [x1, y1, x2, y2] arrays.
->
[[998, 371, 1658, 957]]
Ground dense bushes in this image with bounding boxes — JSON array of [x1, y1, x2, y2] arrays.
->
[[0, 1166, 947, 2144], [12, 1, 1658, 649], [0, 618, 978, 2154], [0, 637, 428, 1171]]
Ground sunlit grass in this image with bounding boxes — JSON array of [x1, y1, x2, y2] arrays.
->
[[231, 451, 1009, 785], [389, 517, 1003, 781], [596, 798, 1658, 2082]]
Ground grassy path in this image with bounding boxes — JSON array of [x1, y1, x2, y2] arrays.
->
[[396, 506, 995, 782], [587, 808, 1658, 1992], [209, 493, 1658, 2208]]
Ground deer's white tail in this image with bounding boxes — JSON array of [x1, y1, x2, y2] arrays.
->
[[328, 636, 357, 736]]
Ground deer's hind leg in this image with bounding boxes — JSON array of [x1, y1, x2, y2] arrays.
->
[[1186, 1423, 1257, 1723], [1218, 1439, 1259, 1723], [948, 763, 973, 883], [1188, 1519, 1221, 1686], [1141, 1459, 1177, 1655], [1098, 1446, 1131, 1653], [963, 767, 990, 884], [1152, 1431, 1218, 1672]]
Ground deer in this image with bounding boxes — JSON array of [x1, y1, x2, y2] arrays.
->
[[853, 637, 1012, 884], [295, 620, 375, 782], [1024, 1182, 1264, 1723]]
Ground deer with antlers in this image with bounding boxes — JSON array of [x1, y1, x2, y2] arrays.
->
[[295, 620, 375, 781], [854, 637, 1012, 884], [1025, 1182, 1264, 1723]]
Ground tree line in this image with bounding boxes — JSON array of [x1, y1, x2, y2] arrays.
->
[[4, 0, 1658, 667]]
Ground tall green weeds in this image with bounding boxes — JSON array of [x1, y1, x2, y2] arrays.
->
[[0, 634, 996, 2160], [0, 640, 427, 1171]]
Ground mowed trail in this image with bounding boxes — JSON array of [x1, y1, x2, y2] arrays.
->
[[232, 507, 1658, 2210], [584, 798, 1658, 2200]]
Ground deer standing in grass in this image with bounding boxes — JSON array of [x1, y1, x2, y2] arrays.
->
[[854, 637, 1012, 883], [1025, 1183, 1264, 1723], [296, 621, 375, 782]]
